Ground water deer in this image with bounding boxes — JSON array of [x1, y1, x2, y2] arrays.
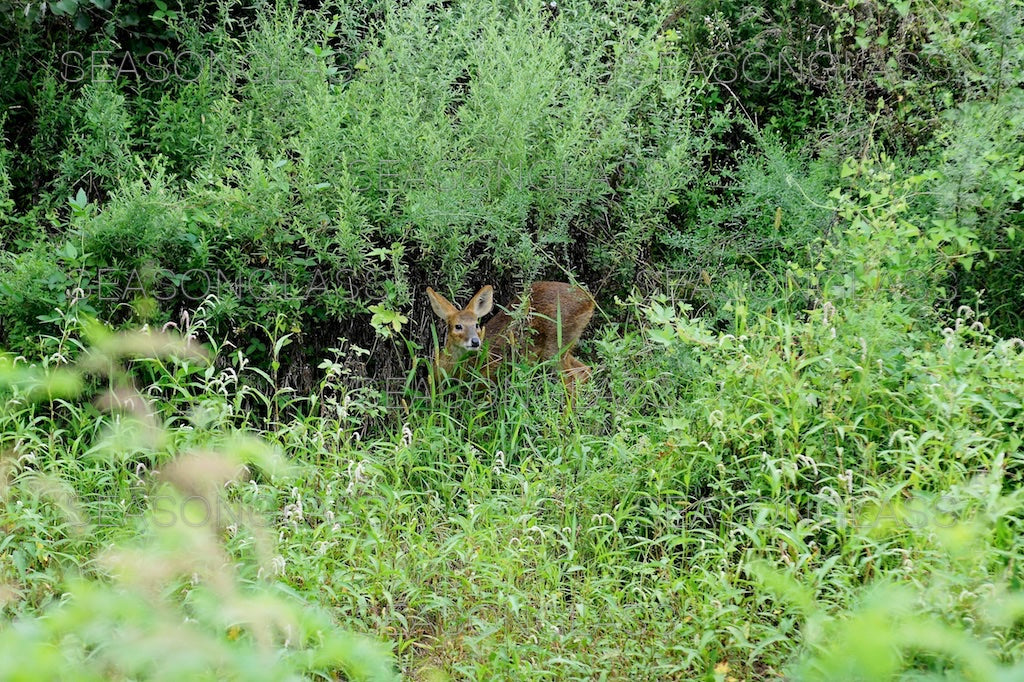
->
[[426, 282, 595, 394]]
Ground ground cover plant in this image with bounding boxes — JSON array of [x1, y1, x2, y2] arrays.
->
[[1, 0, 1023, 679]]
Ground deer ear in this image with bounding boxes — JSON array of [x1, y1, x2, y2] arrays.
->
[[426, 288, 457, 319], [467, 285, 494, 317]]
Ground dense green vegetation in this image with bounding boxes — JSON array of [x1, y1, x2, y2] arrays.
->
[[1, 0, 1023, 679]]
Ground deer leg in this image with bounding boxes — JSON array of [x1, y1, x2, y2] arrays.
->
[[559, 352, 591, 397]]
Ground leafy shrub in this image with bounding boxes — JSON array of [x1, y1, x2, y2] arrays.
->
[[1, 0, 722, 381], [925, 91, 1024, 336], [636, 153, 1024, 675], [57, 80, 138, 201], [662, 129, 839, 322], [80, 168, 206, 273], [0, 245, 78, 354], [0, 131, 13, 242]]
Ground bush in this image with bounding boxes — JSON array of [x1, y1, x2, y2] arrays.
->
[[0, 244, 77, 355], [0, 0, 721, 382]]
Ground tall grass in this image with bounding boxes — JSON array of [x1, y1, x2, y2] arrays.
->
[[4, 198, 1024, 677]]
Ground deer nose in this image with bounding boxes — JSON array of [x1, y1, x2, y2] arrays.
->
[[470, 338, 480, 348]]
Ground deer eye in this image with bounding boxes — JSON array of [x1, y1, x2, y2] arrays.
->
[[454, 324, 463, 331]]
